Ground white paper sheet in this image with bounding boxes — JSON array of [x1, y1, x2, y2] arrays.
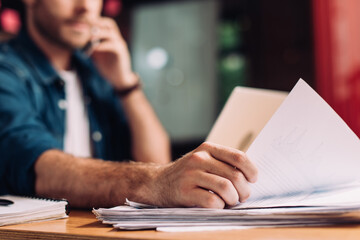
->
[[244, 79, 360, 205]]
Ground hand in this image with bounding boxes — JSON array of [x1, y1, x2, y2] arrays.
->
[[89, 17, 137, 89], [151, 142, 258, 209]]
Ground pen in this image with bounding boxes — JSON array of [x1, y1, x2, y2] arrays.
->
[[0, 198, 14, 206]]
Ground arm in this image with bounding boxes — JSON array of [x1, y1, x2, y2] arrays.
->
[[120, 85, 171, 164], [89, 17, 171, 164], [35, 142, 258, 209], [34, 150, 160, 208]]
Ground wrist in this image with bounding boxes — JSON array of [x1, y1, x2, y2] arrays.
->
[[126, 163, 165, 206], [115, 73, 142, 98]]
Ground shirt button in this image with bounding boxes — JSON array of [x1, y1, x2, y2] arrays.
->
[[58, 100, 67, 110], [92, 131, 102, 142]]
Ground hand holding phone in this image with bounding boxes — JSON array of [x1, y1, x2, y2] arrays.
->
[[87, 17, 137, 90]]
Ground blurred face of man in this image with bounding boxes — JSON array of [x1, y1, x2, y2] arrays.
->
[[24, 0, 102, 50]]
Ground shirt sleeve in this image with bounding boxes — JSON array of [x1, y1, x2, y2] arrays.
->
[[0, 66, 61, 195]]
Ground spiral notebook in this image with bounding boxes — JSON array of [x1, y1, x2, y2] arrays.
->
[[0, 195, 68, 226]]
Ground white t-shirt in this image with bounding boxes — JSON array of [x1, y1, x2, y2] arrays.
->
[[59, 70, 91, 158]]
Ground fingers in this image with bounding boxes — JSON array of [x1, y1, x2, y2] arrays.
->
[[203, 159, 251, 203], [197, 142, 258, 183], [90, 18, 128, 57], [91, 26, 119, 45], [91, 41, 115, 53], [196, 172, 239, 206], [183, 188, 225, 209], [190, 151, 251, 203], [91, 17, 122, 42]]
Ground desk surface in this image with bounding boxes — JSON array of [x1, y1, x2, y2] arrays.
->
[[1, 210, 360, 240]]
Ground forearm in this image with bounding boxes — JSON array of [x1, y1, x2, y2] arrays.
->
[[34, 142, 258, 209], [34, 149, 161, 208], [120, 89, 171, 164], [89, 18, 170, 164]]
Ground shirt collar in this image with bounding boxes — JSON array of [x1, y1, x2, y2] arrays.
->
[[14, 29, 91, 86]]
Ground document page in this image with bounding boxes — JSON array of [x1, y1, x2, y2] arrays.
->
[[242, 79, 360, 207]]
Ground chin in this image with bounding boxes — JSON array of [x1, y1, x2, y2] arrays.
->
[[74, 41, 89, 49], [62, 33, 90, 49], [64, 39, 89, 50]]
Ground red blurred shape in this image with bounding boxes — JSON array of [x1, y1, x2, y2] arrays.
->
[[313, 0, 360, 137], [1, 8, 21, 34], [104, 0, 122, 17]]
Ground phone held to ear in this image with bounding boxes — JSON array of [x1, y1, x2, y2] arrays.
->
[[81, 39, 102, 56]]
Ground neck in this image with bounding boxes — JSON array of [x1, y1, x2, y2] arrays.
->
[[27, 20, 72, 71]]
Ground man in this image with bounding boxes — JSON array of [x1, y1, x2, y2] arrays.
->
[[0, 0, 258, 209]]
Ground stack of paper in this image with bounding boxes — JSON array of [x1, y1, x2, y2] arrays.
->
[[93, 198, 360, 231], [0, 195, 68, 226], [93, 79, 360, 231]]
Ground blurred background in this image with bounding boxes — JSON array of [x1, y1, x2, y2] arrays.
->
[[0, 0, 359, 159]]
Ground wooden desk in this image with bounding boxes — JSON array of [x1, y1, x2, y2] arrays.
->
[[1, 210, 360, 240]]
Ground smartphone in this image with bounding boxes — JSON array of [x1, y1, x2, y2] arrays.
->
[[81, 39, 102, 56]]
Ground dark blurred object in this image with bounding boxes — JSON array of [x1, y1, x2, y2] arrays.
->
[[0, 0, 23, 9], [218, 21, 248, 108], [0, 0, 24, 19], [244, 0, 314, 91], [0, 30, 14, 41]]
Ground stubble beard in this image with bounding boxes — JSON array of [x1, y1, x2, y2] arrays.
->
[[32, 10, 88, 51]]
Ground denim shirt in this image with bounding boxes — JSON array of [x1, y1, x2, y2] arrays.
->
[[0, 30, 131, 195]]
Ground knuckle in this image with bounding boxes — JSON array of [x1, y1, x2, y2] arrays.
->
[[233, 151, 247, 164], [191, 151, 207, 164], [218, 179, 233, 192], [199, 141, 213, 149], [232, 171, 245, 184]]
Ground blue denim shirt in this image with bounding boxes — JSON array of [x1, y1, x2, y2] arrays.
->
[[0, 30, 131, 195]]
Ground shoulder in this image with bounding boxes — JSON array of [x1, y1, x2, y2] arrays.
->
[[0, 40, 29, 81]]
